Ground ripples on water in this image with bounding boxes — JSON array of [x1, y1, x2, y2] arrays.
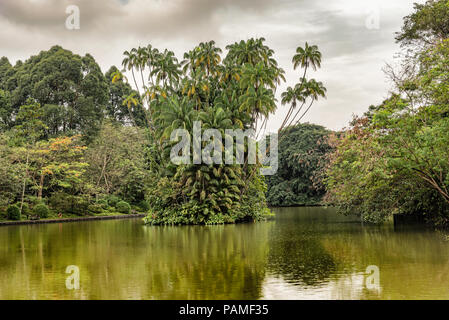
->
[[1, 207, 449, 299]]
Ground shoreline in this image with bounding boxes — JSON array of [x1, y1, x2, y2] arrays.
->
[[0, 213, 146, 227]]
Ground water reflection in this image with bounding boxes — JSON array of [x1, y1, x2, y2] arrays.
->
[[0, 221, 270, 299], [267, 207, 341, 286], [1, 207, 449, 299]]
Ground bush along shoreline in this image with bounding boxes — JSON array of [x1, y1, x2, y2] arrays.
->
[[0, 195, 150, 223]]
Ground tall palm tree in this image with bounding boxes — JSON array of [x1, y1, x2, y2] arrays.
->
[[294, 79, 327, 125], [239, 86, 276, 123], [279, 43, 323, 133], [226, 38, 268, 66], [292, 42, 322, 74], [181, 49, 198, 75], [197, 41, 222, 76], [122, 50, 141, 96], [146, 45, 161, 86], [136, 46, 149, 90], [279, 86, 299, 129], [151, 49, 181, 89], [181, 69, 210, 110]]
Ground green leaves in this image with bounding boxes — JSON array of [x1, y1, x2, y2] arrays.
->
[[279, 43, 325, 132], [325, 37, 449, 225], [396, 0, 449, 49], [292, 42, 322, 71], [267, 123, 333, 207], [122, 39, 286, 224]]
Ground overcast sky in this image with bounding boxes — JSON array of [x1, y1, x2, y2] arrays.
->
[[0, 0, 423, 131]]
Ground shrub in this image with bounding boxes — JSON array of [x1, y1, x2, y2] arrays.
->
[[116, 201, 131, 214], [33, 204, 49, 218], [88, 204, 104, 214], [7, 205, 21, 221], [49, 193, 89, 216], [138, 200, 150, 212], [15, 203, 32, 216], [96, 199, 108, 210], [107, 195, 120, 208], [23, 203, 32, 216]]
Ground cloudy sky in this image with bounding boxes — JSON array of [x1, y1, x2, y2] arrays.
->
[[0, 0, 423, 131]]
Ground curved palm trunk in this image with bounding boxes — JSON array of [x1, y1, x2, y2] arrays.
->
[[294, 100, 315, 125], [285, 100, 307, 129], [278, 65, 308, 133], [131, 68, 141, 96], [279, 102, 296, 132]]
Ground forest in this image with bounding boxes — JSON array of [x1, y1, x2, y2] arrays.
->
[[0, 0, 448, 227], [0, 35, 326, 224]]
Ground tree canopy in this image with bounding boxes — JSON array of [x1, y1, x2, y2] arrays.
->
[[326, 0, 449, 225], [267, 123, 333, 207]]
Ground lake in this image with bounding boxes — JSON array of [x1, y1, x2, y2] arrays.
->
[[1, 207, 449, 300]]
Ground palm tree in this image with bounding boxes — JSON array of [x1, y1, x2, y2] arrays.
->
[[197, 41, 222, 76], [294, 79, 327, 125], [291, 42, 322, 96], [225, 38, 268, 66], [279, 86, 299, 129], [136, 46, 149, 90], [181, 70, 210, 110], [146, 45, 161, 86], [181, 49, 198, 75], [278, 43, 323, 133], [240, 62, 277, 91], [151, 49, 181, 89], [122, 50, 141, 96], [239, 86, 276, 123], [111, 69, 127, 84], [292, 42, 322, 74]]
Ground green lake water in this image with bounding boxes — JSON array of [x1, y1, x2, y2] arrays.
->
[[1, 207, 449, 300]]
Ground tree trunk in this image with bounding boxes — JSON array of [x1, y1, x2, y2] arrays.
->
[[20, 151, 30, 212], [38, 173, 45, 199]]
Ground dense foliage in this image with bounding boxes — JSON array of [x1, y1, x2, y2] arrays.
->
[[112, 39, 326, 225], [6, 205, 20, 221], [266, 123, 333, 206], [137, 39, 286, 225], [325, 0, 449, 225], [116, 201, 131, 214], [33, 203, 49, 218], [0, 47, 150, 220], [0, 40, 326, 224]]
